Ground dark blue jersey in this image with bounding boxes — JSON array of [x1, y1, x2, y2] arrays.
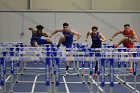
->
[[31, 32, 42, 41], [91, 32, 102, 48], [62, 31, 74, 48]]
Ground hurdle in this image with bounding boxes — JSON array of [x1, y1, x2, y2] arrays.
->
[[0, 42, 23, 93], [65, 47, 140, 93], [1, 42, 140, 93]]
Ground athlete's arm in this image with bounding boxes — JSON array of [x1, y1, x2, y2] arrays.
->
[[50, 29, 62, 38], [29, 27, 36, 34], [131, 30, 138, 42], [71, 30, 81, 42], [109, 31, 123, 41], [99, 33, 106, 42], [85, 31, 90, 42]]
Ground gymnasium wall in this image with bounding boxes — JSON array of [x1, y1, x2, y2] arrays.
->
[[0, 0, 140, 10], [0, 11, 139, 45]]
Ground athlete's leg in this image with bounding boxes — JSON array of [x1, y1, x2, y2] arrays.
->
[[128, 47, 134, 73], [57, 37, 65, 48], [114, 37, 129, 48], [93, 61, 98, 77], [64, 52, 72, 76], [93, 50, 100, 77], [46, 39, 52, 44], [65, 45, 72, 75], [31, 40, 37, 47], [37, 39, 51, 45]]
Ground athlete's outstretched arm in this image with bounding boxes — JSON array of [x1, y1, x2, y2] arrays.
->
[[109, 31, 123, 41], [50, 29, 61, 38], [71, 30, 81, 42], [29, 27, 36, 34], [99, 33, 106, 42], [131, 31, 138, 42], [85, 31, 90, 42]]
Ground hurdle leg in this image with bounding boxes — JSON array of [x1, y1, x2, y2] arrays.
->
[[101, 58, 105, 93], [45, 58, 51, 93], [10, 60, 14, 93], [0, 58, 7, 93], [0, 58, 5, 93], [133, 61, 137, 93], [73, 61, 76, 70], [110, 59, 114, 93], [138, 62, 140, 76], [76, 61, 80, 75], [123, 61, 127, 84], [118, 60, 121, 84], [16, 60, 20, 83], [23, 60, 27, 70], [54, 58, 60, 93], [81, 61, 85, 84], [77, 61, 79, 70], [87, 62, 90, 84], [51, 60, 55, 84], [97, 60, 101, 93], [19, 60, 25, 75]]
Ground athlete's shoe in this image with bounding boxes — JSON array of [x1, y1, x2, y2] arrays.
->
[[93, 73, 97, 77], [113, 44, 118, 48], [129, 68, 133, 73]]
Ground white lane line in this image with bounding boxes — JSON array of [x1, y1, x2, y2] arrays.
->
[[5, 75, 11, 82], [116, 75, 140, 93], [63, 76, 70, 93], [91, 76, 104, 93], [31, 74, 40, 93]]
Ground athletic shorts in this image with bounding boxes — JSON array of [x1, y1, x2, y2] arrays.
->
[[123, 42, 134, 48], [62, 39, 73, 48], [31, 38, 46, 45]]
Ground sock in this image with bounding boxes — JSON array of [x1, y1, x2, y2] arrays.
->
[[66, 66, 69, 71]]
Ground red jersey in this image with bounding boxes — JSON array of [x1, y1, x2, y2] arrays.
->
[[122, 29, 134, 48], [123, 29, 133, 37]]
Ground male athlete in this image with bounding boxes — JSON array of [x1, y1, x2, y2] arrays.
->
[[110, 24, 138, 73], [85, 26, 106, 77], [50, 23, 81, 75], [29, 25, 52, 47]]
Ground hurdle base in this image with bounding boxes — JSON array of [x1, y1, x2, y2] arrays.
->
[[87, 81, 91, 84], [20, 73, 24, 75], [118, 82, 121, 84], [123, 82, 126, 84], [82, 81, 85, 84], [16, 81, 19, 83]]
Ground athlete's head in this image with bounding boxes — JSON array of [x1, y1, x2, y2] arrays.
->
[[92, 26, 98, 32], [63, 23, 69, 31], [36, 25, 44, 34], [124, 24, 130, 31]]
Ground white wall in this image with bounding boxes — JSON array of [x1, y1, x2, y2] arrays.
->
[[0, 11, 140, 45]]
